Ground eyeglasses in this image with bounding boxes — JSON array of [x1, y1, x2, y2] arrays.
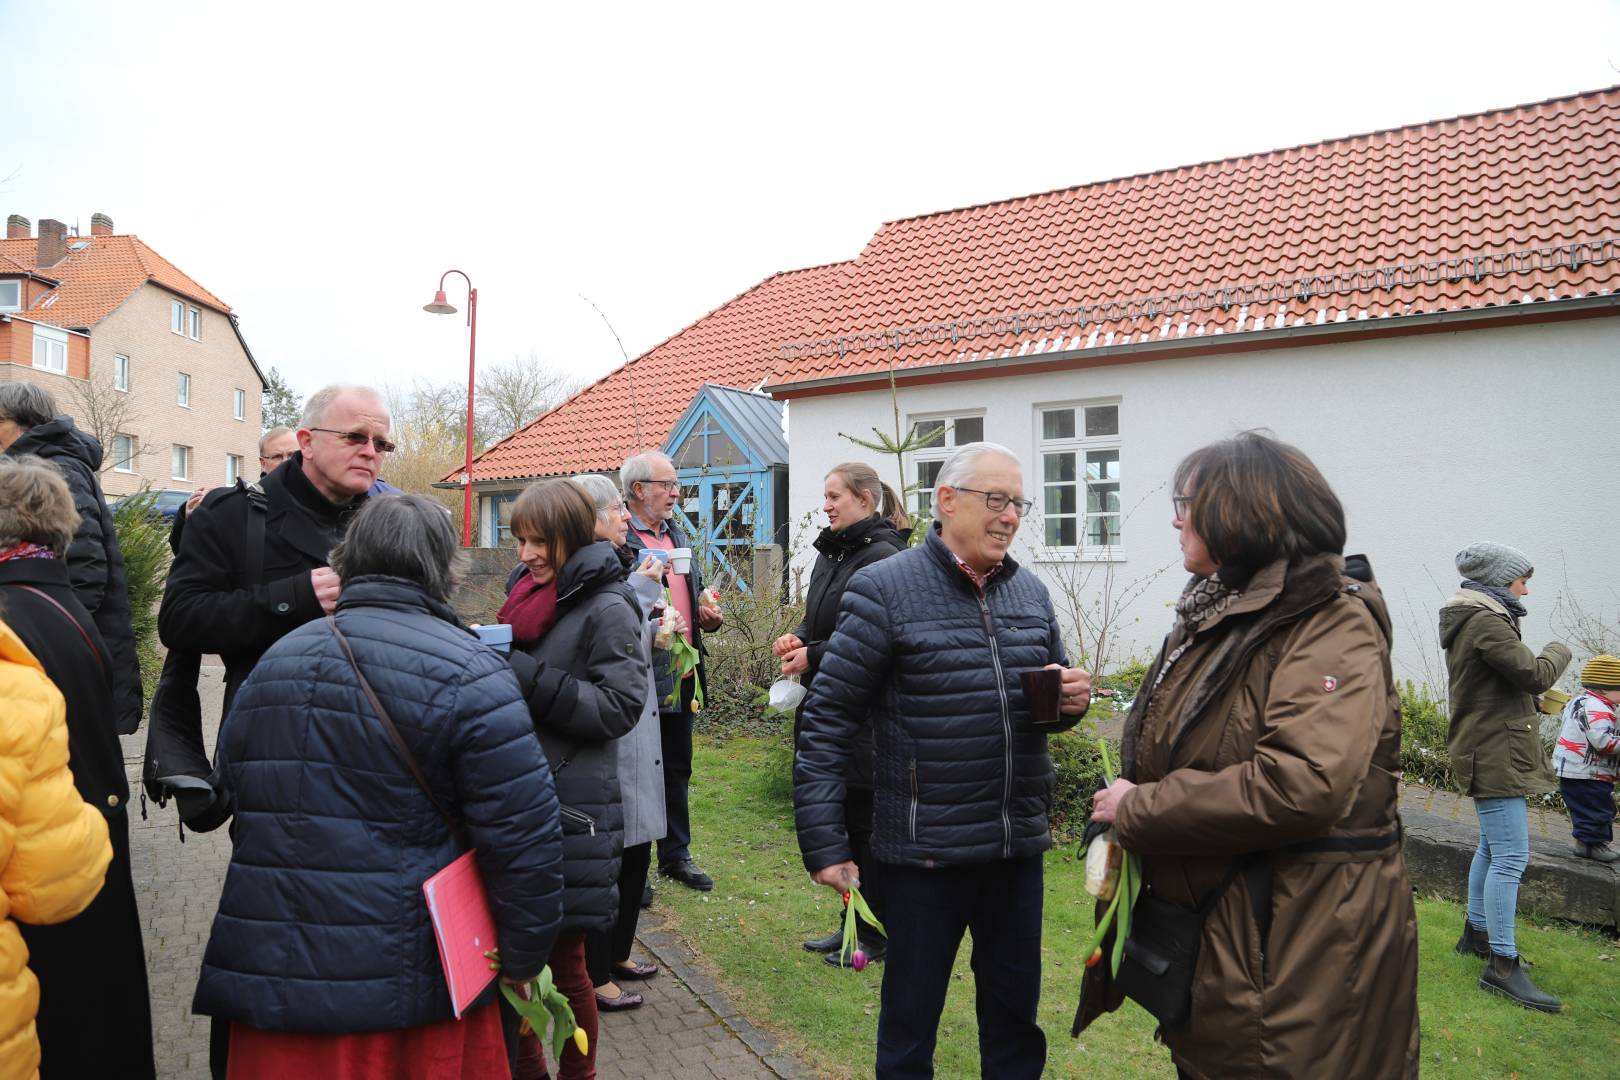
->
[[644, 479, 681, 492], [951, 486, 1033, 517], [309, 428, 397, 454], [1171, 495, 1192, 517], [260, 451, 292, 465]]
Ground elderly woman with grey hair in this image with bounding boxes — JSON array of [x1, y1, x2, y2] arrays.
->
[[194, 493, 565, 1078], [0, 454, 155, 1077], [0, 383, 143, 735], [569, 472, 672, 1012]]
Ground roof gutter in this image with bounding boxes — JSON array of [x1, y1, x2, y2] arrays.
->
[[764, 294, 1620, 398]]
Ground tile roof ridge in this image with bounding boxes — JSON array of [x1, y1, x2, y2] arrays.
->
[[878, 83, 1620, 229]]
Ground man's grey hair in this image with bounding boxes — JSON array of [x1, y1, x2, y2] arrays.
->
[[0, 383, 59, 430], [258, 426, 294, 455], [935, 441, 1020, 492], [570, 473, 624, 521], [620, 451, 673, 497], [300, 385, 387, 430], [329, 493, 464, 603], [0, 455, 80, 555]]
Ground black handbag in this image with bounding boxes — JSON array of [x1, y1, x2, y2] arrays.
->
[[1113, 858, 1261, 1029]]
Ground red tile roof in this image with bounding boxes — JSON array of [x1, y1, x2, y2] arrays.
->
[[765, 85, 1620, 391], [457, 262, 850, 482], [0, 233, 232, 330]]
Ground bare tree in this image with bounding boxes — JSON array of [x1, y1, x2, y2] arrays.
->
[[68, 372, 157, 474], [377, 381, 467, 512], [478, 352, 580, 443]]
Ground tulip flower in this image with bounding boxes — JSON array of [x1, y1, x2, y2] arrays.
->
[[835, 884, 886, 971], [501, 965, 585, 1064], [1078, 739, 1142, 978]]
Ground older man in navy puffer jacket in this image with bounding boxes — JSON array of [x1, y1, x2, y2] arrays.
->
[[795, 442, 1092, 1080]]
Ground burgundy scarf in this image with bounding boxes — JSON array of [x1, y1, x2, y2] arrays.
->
[[0, 542, 55, 564], [498, 573, 560, 647]]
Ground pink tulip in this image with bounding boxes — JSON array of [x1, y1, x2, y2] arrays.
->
[[851, 949, 868, 971]]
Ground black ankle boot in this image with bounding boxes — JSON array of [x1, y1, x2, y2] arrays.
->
[[1454, 920, 1490, 959], [802, 928, 843, 954], [1480, 954, 1561, 1013]]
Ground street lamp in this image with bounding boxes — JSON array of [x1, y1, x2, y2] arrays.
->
[[423, 270, 478, 546]]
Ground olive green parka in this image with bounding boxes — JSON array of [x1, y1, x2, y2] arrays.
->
[[1438, 589, 1571, 798]]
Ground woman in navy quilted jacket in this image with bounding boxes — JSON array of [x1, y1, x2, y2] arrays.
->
[[193, 494, 566, 1080]]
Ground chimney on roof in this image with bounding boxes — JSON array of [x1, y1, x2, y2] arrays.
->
[[36, 219, 67, 267], [5, 215, 28, 240], [90, 213, 114, 237]]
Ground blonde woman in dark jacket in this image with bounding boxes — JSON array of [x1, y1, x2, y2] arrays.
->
[[1440, 541, 1571, 1012]]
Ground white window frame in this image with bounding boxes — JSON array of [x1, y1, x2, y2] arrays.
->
[[171, 300, 185, 334], [111, 434, 135, 473], [171, 444, 191, 481], [176, 371, 191, 408], [0, 280, 20, 312], [114, 353, 130, 392], [188, 306, 202, 341], [1035, 399, 1123, 558], [232, 387, 245, 420], [31, 324, 68, 373], [905, 411, 986, 518], [225, 453, 242, 485]]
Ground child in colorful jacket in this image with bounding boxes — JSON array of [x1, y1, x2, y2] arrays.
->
[[1552, 654, 1620, 862]]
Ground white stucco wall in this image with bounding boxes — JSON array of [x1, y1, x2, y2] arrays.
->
[[782, 316, 1620, 685]]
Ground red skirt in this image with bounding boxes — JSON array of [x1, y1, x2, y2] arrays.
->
[[227, 1002, 508, 1080]]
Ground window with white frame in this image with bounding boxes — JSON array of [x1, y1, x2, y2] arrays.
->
[[114, 354, 130, 391], [226, 454, 243, 485], [171, 300, 185, 334], [111, 434, 135, 473], [1037, 400, 1122, 552], [176, 371, 191, 407], [232, 387, 245, 420], [31, 325, 67, 373], [171, 444, 191, 481], [907, 413, 986, 518], [188, 306, 202, 340], [0, 281, 20, 312]]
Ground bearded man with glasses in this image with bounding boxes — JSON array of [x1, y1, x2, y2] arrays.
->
[[794, 440, 1091, 1080]]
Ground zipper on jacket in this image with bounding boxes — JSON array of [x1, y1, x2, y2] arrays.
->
[[909, 758, 919, 843], [977, 592, 1015, 860], [559, 805, 597, 836]]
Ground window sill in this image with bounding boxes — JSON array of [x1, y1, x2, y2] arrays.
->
[[1027, 549, 1128, 564]]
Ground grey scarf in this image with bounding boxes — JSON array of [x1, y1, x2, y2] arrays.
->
[[1462, 579, 1527, 620]]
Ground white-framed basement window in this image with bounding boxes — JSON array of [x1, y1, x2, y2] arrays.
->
[[31, 324, 68, 373], [1037, 400, 1122, 553], [907, 412, 985, 517]]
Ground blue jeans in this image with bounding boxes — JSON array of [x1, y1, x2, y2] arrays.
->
[[875, 854, 1045, 1080], [1467, 796, 1529, 958]]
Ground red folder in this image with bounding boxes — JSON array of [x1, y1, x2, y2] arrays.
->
[[422, 850, 497, 1018]]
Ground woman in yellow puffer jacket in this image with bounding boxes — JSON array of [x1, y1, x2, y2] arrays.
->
[[0, 616, 112, 1080]]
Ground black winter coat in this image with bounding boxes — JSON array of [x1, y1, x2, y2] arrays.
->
[[0, 557, 129, 817], [7, 416, 143, 734], [790, 515, 908, 792], [507, 541, 647, 934], [795, 527, 1077, 872], [158, 454, 367, 718], [193, 576, 565, 1033]]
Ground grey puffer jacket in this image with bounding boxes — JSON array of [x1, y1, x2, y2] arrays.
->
[[7, 416, 143, 734], [621, 564, 668, 848], [795, 526, 1078, 872], [507, 541, 647, 933]]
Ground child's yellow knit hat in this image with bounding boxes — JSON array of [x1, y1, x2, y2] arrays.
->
[[1580, 654, 1620, 690]]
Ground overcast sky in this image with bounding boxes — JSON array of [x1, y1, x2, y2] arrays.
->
[[6, 0, 1619, 404]]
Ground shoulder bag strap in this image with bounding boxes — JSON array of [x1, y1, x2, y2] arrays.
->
[[325, 615, 464, 840], [12, 584, 107, 678]]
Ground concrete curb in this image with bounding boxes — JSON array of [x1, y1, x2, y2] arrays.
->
[[635, 913, 811, 1079]]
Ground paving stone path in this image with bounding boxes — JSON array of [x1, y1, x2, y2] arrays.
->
[[121, 664, 809, 1079]]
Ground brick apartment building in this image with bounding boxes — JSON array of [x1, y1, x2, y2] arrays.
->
[[0, 213, 264, 497]]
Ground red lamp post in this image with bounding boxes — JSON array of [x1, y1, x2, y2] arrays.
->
[[423, 270, 478, 546]]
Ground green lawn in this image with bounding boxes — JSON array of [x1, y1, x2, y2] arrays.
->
[[651, 735, 1620, 1079]]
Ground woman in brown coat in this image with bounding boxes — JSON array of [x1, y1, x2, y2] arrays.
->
[[1076, 432, 1419, 1080]]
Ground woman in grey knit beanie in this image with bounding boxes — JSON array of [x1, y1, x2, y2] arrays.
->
[[1438, 539, 1572, 1012]]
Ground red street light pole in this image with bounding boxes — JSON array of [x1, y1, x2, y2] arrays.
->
[[423, 270, 478, 546]]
